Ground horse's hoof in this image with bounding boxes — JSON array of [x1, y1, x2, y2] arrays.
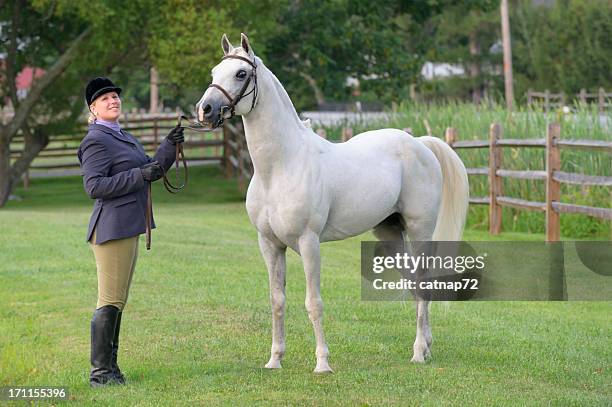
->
[[265, 360, 282, 369], [314, 361, 334, 374], [410, 354, 426, 363]]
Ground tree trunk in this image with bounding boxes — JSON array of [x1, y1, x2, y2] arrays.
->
[[0, 27, 90, 208], [11, 127, 49, 184], [0, 127, 49, 207], [298, 71, 326, 107], [0, 136, 14, 207], [469, 32, 482, 105]]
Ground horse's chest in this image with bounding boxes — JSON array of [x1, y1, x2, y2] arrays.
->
[[246, 178, 322, 244]]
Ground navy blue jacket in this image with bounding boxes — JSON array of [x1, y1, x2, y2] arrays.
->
[[77, 124, 176, 244]]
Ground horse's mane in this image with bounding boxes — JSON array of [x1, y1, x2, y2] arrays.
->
[[256, 56, 308, 131]]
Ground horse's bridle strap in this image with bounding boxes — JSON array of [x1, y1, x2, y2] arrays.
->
[[221, 54, 256, 68], [206, 54, 258, 118], [208, 84, 235, 105]]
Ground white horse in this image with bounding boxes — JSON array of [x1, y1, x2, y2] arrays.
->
[[196, 34, 469, 372]]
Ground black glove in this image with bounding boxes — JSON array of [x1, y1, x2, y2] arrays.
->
[[140, 161, 163, 182], [166, 126, 185, 145]]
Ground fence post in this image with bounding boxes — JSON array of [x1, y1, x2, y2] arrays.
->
[[579, 88, 587, 104], [527, 89, 533, 105], [23, 170, 29, 190], [598, 87, 605, 113], [423, 119, 432, 136], [489, 123, 503, 235], [213, 130, 221, 160], [544, 89, 550, 114], [341, 127, 353, 142], [546, 122, 561, 242], [444, 127, 457, 146], [222, 126, 231, 178], [316, 128, 327, 139], [153, 117, 159, 150]]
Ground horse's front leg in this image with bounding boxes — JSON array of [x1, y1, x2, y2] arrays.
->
[[258, 233, 288, 369], [298, 232, 333, 373]]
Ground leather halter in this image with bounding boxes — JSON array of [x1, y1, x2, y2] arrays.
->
[[207, 54, 258, 123]]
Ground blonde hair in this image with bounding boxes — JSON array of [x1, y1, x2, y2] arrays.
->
[[87, 102, 96, 124]]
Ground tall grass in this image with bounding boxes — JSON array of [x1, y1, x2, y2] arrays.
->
[[318, 102, 611, 238]]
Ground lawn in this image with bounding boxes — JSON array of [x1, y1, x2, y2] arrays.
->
[[0, 166, 610, 406]]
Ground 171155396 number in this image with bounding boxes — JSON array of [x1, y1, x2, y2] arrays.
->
[[1, 387, 69, 400]]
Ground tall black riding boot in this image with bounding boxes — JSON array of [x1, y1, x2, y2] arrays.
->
[[90, 305, 120, 387], [111, 311, 126, 384]]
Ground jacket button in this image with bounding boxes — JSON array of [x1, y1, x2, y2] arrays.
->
[[131, 145, 137, 150]]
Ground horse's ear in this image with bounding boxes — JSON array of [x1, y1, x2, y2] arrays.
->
[[240, 33, 254, 58], [221, 34, 234, 55]]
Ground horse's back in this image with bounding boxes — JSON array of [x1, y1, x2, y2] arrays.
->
[[332, 128, 435, 168]]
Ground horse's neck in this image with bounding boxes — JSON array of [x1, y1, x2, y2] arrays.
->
[[242, 65, 307, 177]]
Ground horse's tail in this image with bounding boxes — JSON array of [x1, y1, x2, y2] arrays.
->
[[418, 136, 469, 241]]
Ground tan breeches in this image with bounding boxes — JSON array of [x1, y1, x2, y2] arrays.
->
[[90, 229, 139, 311]]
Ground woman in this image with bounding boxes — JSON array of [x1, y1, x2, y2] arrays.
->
[[77, 77, 184, 387]]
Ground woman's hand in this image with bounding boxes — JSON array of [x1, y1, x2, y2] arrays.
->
[[140, 161, 163, 182], [165, 126, 185, 145]]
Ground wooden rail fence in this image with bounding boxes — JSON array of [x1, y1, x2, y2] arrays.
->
[[527, 88, 611, 113], [10, 113, 224, 187], [444, 123, 612, 241]]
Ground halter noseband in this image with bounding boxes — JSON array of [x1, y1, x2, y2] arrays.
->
[[207, 54, 258, 123]]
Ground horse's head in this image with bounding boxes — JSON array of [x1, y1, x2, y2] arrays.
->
[[196, 33, 258, 128]]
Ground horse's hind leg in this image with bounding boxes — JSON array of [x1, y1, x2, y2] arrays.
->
[[374, 211, 435, 362], [374, 215, 432, 362], [259, 233, 288, 369], [403, 216, 437, 363]]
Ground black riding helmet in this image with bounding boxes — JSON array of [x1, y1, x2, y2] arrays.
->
[[85, 77, 122, 106]]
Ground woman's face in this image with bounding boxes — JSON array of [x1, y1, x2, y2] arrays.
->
[[90, 91, 121, 121]]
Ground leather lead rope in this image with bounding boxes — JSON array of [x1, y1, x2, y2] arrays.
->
[[146, 181, 152, 250], [145, 115, 196, 250], [161, 139, 188, 194]]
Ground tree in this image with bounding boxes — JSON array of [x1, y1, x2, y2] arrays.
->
[[263, 0, 423, 110], [422, 0, 501, 103], [0, 0, 159, 207], [147, 0, 282, 112], [0, 0, 280, 207], [512, 0, 612, 100]]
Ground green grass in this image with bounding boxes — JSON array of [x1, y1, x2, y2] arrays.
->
[[0, 167, 610, 406]]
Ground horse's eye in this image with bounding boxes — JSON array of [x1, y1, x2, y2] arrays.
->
[[236, 70, 247, 79]]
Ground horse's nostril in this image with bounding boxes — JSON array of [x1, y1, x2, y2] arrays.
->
[[203, 104, 212, 115]]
